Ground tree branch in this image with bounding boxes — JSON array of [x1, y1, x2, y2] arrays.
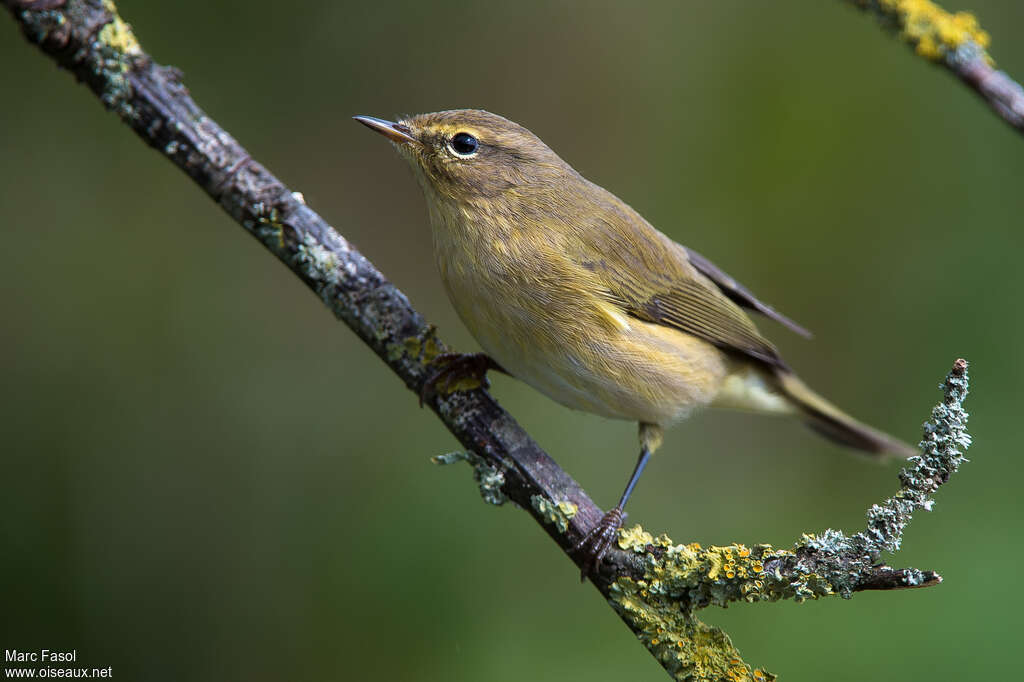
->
[[845, 0, 1024, 135], [4, 2, 973, 680]]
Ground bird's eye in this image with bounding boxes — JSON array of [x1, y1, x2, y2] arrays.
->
[[448, 132, 479, 157]]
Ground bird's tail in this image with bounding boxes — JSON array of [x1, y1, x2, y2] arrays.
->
[[775, 370, 917, 458]]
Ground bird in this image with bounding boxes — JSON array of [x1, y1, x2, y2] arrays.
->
[[354, 109, 915, 578]]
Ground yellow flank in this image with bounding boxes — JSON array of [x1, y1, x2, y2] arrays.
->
[[712, 365, 795, 416]]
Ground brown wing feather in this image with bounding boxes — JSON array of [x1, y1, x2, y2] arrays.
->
[[684, 246, 811, 338], [563, 180, 789, 370], [610, 278, 787, 369]]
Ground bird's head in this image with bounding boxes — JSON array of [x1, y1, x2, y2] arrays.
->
[[354, 109, 571, 205]]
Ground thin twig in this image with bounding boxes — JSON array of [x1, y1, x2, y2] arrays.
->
[[845, 0, 1024, 135]]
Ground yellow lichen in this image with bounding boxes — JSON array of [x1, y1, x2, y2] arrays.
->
[[618, 524, 655, 552], [608, 529, 848, 676], [531, 496, 577, 534], [556, 500, 578, 519], [705, 545, 752, 581], [422, 335, 442, 363], [401, 336, 422, 361], [98, 1, 141, 56], [867, 0, 992, 62], [706, 550, 724, 580], [395, 327, 444, 366], [442, 375, 484, 394], [610, 574, 776, 681]]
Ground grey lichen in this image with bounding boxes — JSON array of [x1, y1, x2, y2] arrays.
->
[[791, 357, 971, 595], [295, 231, 342, 288], [19, 8, 64, 44], [433, 451, 507, 506], [609, 360, 970, 679], [292, 229, 367, 310], [530, 495, 578, 534], [474, 465, 507, 506]]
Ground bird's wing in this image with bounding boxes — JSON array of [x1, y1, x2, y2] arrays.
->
[[567, 203, 787, 370], [683, 246, 812, 338], [605, 274, 787, 369]]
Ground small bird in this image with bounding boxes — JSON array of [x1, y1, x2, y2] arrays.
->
[[355, 109, 915, 578]]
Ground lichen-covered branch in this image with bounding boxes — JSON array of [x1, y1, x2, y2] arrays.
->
[[845, 0, 1024, 135], [604, 360, 969, 681], [4, 3, 972, 680]]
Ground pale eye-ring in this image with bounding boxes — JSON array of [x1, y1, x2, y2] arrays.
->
[[448, 132, 479, 157]]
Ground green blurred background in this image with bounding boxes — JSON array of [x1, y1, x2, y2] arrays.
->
[[2, 1, 1021, 680]]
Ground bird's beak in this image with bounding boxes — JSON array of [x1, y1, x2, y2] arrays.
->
[[353, 115, 418, 145]]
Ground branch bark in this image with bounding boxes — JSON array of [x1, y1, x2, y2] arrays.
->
[[4, 2, 973, 680]]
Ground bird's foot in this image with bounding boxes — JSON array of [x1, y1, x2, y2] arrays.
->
[[573, 507, 624, 582], [419, 352, 498, 406]]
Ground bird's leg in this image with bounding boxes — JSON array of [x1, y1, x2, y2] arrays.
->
[[574, 447, 653, 581], [419, 352, 508, 406], [574, 423, 663, 581]]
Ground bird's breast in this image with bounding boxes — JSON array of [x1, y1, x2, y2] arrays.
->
[[429, 205, 730, 425]]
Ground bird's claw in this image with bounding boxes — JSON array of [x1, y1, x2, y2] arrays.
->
[[419, 352, 494, 407], [573, 507, 624, 582]]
